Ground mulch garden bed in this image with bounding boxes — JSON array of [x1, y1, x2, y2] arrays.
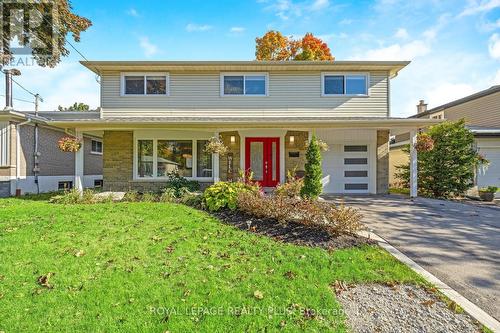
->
[[212, 210, 375, 250]]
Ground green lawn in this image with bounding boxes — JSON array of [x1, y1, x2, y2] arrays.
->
[[0, 196, 424, 332]]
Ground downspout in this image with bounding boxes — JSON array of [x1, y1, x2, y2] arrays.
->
[[15, 118, 32, 196]]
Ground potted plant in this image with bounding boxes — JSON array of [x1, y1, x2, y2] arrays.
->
[[204, 136, 229, 155], [478, 186, 498, 202], [58, 136, 82, 152]]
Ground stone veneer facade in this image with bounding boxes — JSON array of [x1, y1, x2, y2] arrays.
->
[[376, 130, 390, 194]]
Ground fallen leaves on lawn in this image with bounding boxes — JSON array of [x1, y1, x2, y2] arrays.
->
[[284, 271, 296, 279], [37, 273, 54, 289], [74, 250, 85, 257], [253, 290, 264, 300], [165, 245, 175, 254], [331, 280, 352, 295]]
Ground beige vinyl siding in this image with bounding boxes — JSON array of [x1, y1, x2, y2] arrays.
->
[[435, 91, 500, 127], [100, 70, 389, 118]]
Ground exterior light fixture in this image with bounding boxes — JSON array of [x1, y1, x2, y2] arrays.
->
[[289, 135, 295, 144], [230, 135, 236, 144]]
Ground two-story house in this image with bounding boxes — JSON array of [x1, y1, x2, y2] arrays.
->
[[31, 61, 437, 196]]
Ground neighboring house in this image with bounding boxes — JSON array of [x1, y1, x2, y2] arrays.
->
[[7, 61, 437, 196], [389, 85, 500, 193], [0, 110, 103, 197]]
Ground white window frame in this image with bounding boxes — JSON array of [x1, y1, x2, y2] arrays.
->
[[120, 72, 170, 96], [430, 111, 444, 120], [133, 134, 213, 182], [0, 122, 10, 167], [220, 72, 269, 97], [321, 72, 369, 97], [90, 139, 103, 155]]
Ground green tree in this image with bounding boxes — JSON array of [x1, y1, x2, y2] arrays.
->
[[57, 102, 90, 111], [396, 119, 480, 198], [1, 0, 92, 67], [300, 135, 323, 199]]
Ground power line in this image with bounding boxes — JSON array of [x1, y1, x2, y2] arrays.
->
[[11, 77, 37, 97], [0, 94, 35, 104]]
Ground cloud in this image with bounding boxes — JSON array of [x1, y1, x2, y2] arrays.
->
[[229, 26, 245, 33], [354, 40, 431, 61], [479, 18, 500, 31], [423, 83, 477, 109], [185, 23, 213, 32], [310, 0, 329, 11], [493, 69, 500, 84], [127, 8, 139, 17], [139, 37, 158, 57], [261, 0, 332, 20], [339, 19, 353, 25], [489, 33, 500, 60], [458, 0, 500, 17], [394, 28, 409, 39], [318, 32, 348, 42]]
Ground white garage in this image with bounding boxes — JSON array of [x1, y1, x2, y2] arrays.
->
[[316, 129, 377, 194], [476, 138, 500, 196]]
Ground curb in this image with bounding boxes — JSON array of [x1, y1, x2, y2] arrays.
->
[[358, 230, 500, 333]]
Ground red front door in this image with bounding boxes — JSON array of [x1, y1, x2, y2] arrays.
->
[[245, 137, 280, 187]]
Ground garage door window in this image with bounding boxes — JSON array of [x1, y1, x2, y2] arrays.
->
[[345, 183, 368, 190], [344, 158, 368, 165]]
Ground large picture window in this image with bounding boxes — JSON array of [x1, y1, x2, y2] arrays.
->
[[157, 140, 193, 177], [135, 139, 212, 179], [122, 73, 168, 96]]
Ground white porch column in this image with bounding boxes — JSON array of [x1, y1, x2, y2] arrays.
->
[[213, 131, 220, 183], [74, 130, 84, 192], [409, 129, 418, 198]]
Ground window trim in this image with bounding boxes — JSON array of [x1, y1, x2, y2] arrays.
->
[[220, 72, 269, 97], [133, 137, 213, 181], [321, 72, 369, 97], [90, 139, 103, 155], [120, 72, 170, 97]]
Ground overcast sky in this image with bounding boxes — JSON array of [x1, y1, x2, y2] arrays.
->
[[2, 0, 499, 117]]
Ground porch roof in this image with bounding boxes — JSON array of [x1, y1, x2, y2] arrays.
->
[[42, 115, 440, 130]]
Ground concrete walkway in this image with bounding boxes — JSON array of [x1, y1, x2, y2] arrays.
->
[[324, 195, 500, 321]]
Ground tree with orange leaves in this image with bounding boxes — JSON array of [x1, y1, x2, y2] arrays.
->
[[255, 31, 333, 61]]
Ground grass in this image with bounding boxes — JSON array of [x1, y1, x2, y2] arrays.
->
[[0, 196, 425, 332], [389, 187, 410, 195]]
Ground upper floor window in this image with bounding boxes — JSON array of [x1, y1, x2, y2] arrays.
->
[[91, 140, 103, 154], [221, 73, 268, 96], [431, 112, 444, 120], [322, 73, 368, 96], [121, 73, 168, 96]]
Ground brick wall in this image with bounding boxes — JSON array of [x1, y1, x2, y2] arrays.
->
[[285, 131, 308, 177], [103, 131, 134, 191], [376, 130, 390, 194], [219, 131, 240, 181]]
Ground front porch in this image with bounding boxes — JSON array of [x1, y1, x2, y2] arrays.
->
[[74, 127, 417, 196]]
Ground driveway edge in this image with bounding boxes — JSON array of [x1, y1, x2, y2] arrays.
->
[[358, 230, 500, 333]]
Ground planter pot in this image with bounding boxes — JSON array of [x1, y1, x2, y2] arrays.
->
[[479, 191, 494, 202]]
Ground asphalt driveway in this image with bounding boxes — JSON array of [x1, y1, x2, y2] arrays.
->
[[324, 195, 500, 321]]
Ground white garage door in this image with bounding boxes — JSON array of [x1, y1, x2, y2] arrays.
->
[[477, 147, 500, 188], [322, 144, 370, 194]]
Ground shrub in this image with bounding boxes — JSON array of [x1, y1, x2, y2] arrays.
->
[[49, 189, 111, 204], [141, 192, 158, 202], [163, 171, 200, 197], [479, 186, 498, 193], [179, 192, 203, 208], [396, 120, 481, 198], [275, 169, 303, 198], [301, 135, 323, 199], [237, 192, 363, 235], [159, 188, 177, 203], [123, 190, 140, 202], [203, 181, 259, 212]]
